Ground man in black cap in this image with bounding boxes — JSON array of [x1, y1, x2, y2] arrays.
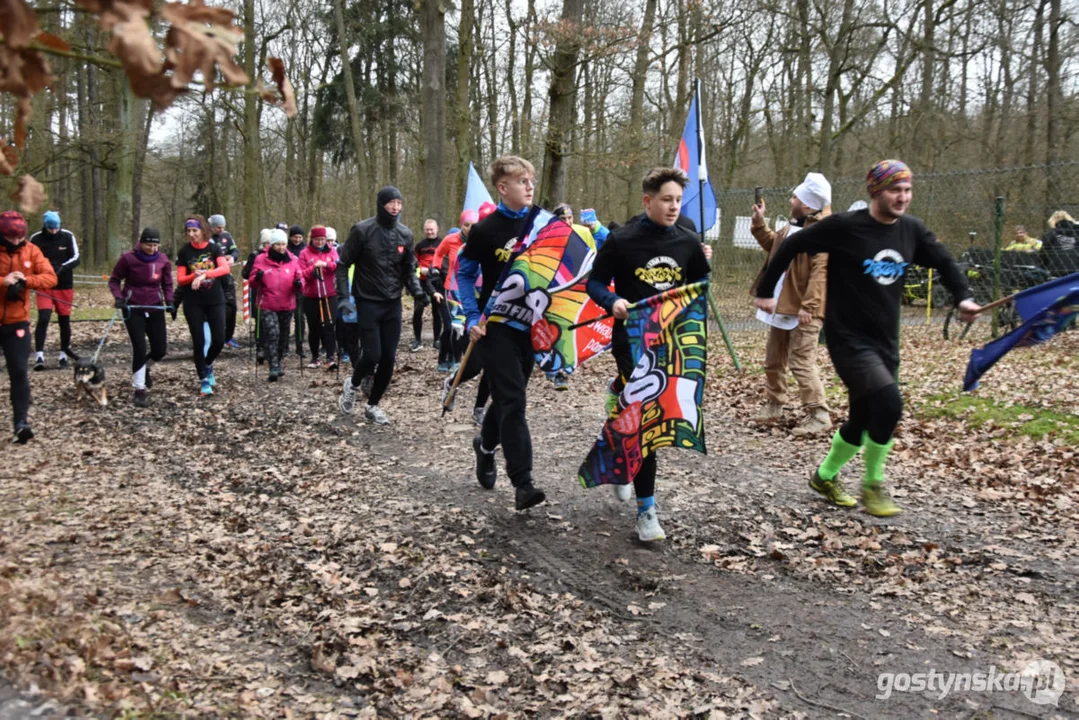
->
[[336, 187, 429, 425]]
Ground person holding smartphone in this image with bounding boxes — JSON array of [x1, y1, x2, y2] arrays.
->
[[749, 173, 833, 436]]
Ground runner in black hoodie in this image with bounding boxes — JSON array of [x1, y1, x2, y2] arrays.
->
[[336, 186, 427, 425], [756, 160, 980, 516], [30, 211, 80, 370], [287, 225, 307, 357], [457, 156, 546, 512]]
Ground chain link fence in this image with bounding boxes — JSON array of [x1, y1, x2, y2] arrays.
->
[[706, 162, 1079, 332]]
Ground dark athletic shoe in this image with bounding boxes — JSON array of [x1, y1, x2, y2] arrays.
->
[[515, 484, 546, 511], [474, 435, 496, 489], [13, 423, 33, 444], [33, 357, 45, 372], [58, 357, 69, 370], [133, 389, 149, 407]]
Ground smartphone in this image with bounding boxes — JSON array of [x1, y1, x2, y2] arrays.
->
[[754, 186, 763, 205]]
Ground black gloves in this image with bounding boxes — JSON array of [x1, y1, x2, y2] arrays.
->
[[254, 269, 264, 282], [294, 278, 302, 291], [5, 280, 25, 302], [114, 297, 127, 309], [168, 305, 178, 321], [415, 293, 429, 308]]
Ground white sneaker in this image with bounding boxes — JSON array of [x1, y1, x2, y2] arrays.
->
[[365, 404, 390, 425], [636, 509, 665, 542], [339, 378, 357, 414], [612, 484, 633, 502]]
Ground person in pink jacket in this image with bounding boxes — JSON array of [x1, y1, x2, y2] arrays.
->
[[299, 225, 339, 370], [250, 229, 301, 381]]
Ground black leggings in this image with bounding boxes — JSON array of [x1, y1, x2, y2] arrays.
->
[[303, 296, 338, 360], [1, 322, 31, 428], [124, 310, 168, 373], [351, 299, 402, 406], [839, 383, 903, 446], [34, 310, 72, 354], [413, 297, 441, 344], [223, 276, 238, 342], [261, 309, 292, 371], [183, 301, 225, 379]]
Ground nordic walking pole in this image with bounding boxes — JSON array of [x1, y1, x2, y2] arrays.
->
[[442, 337, 476, 415]]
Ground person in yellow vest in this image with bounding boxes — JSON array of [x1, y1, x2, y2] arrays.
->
[[1005, 225, 1042, 252]]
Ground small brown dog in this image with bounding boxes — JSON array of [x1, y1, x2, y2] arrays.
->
[[74, 358, 107, 407]]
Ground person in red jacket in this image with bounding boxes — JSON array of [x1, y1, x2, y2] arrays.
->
[[109, 227, 174, 407], [176, 215, 232, 396], [299, 225, 339, 370], [251, 229, 302, 381], [0, 211, 57, 442]]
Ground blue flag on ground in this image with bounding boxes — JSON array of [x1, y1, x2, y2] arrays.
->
[[673, 79, 717, 233], [1013, 272, 1079, 323], [963, 289, 1079, 391], [463, 162, 493, 214]]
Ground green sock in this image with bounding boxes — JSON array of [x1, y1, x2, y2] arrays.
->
[[817, 431, 862, 481], [862, 436, 895, 488]]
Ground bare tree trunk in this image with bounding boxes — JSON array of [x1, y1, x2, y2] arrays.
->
[[243, 0, 261, 246], [420, 0, 447, 223], [333, 0, 368, 213], [538, 0, 583, 209], [1045, 0, 1062, 173], [625, 0, 657, 212], [130, 103, 153, 241], [455, 0, 475, 199]]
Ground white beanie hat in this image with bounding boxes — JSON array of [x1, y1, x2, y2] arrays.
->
[[793, 172, 831, 212], [258, 228, 274, 248], [325, 227, 337, 242], [270, 228, 288, 247]]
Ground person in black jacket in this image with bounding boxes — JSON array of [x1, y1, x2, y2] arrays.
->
[[242, 229, 273, 364], [30, 211, 80, 370], [287, 224, 307, 357], [336, 186, 427, 425], [209, 214, 242, 349]]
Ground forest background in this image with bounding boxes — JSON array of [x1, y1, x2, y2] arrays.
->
[[5, 0, 1078, 276]]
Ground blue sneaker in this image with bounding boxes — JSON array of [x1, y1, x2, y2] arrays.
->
[[340, 353, 351, 364], [225, 339, 242, 349], [206, 365, 217, 387], [200, 378, 213, 396], [436, 361, 450, 373]]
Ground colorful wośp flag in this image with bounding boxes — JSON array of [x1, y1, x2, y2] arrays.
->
[[673, 79, 717, 233], [484, 208, 613, 373], [463, 162, 493, 214], [963, 288, 1079, 391], [578, 281, 709, 488]]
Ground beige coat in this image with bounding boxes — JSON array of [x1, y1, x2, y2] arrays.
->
[[749, 207, 830, 319]]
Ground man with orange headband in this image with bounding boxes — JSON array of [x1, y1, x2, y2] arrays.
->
[[755, 160, 981, 516]]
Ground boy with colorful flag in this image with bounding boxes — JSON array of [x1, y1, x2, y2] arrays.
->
[[457, 156, 547, 511], [585, 167, 711, 541], [755, 160, 981, 516]]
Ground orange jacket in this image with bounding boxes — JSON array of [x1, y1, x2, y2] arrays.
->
[[0, 241, 57, 325]]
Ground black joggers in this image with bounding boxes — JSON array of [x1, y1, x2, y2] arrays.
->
[[478, 323, 534, 487]]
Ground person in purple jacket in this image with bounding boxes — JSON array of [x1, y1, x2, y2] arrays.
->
[[108, 227, 175, 407], [250, 229, 301, 381]]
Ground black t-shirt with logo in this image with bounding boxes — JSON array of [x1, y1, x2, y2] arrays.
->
[[590, 217, 710, 373], [176, 241, 226, 306], [757, 209, 970, 369], [590, 217, 711, 305], [459, 210, 527, 312]]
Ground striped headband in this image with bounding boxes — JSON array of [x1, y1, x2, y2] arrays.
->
[[866, 160, 912, 197]]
